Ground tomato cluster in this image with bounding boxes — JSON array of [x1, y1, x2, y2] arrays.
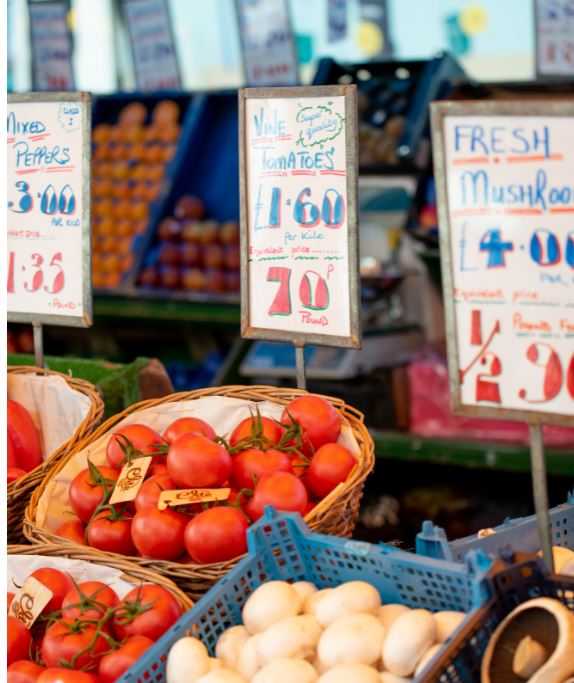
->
[[58, 395, 357, 565], [7, 567, 183, 683], [8, 400, 43, 483]]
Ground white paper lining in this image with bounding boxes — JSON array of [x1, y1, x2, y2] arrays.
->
[[36, 395, 360, 534]]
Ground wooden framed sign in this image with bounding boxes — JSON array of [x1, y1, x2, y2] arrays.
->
[[235, 0, 300, 87], [431, 100, 574, 426], [7, 92, 92, 326], [535, 0, 574, 78], [121, 0, 181, 91], [239, 85, 360, 349], [28, 0, 74, 91]]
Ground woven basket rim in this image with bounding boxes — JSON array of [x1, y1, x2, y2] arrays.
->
[[24, 385, 375, 592]]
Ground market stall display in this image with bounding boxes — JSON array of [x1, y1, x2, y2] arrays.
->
[[24, 386, 374, 597], [7, 366, 104, 543]]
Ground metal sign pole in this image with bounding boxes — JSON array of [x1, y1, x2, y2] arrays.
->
[[529, 424, 555, 573], [32, 322, 44, 369], [295, 344, 307, 391]]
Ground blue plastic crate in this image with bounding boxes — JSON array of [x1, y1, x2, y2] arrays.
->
[[416, 492, 574, 563], [421, 554, 574, 682], [119, 508, 493, 683]]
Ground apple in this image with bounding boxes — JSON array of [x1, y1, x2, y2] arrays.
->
[[157, 217, 182, 242], [174, 195, 205, 220], [204, 269, 226, 293], [179, 242, 201, 267], [198, 220, 220, 246], [224, 270, 240, 292], [139, 266, 159, 288], [202, 244, 224, 269], [181, 267, 207, 291], [158, 243, 181, 265], [223, 245, 240, 270], [158, 265, 181, 289], [181, 220, 203, 243], [220, 220, 240, 245]]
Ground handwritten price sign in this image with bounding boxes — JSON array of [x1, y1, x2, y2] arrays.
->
[[432, 101, 574, 425], [536, 0, 574, 77], [28, 0, 75, 91], [239, 85, 360, 348], [121, 0, 181, 91], [7, 92, 92, 326]]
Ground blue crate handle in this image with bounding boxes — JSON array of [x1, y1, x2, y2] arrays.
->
[[416, 492, 574, 563]]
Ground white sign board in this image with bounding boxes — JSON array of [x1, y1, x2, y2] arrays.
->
[[28, 0, 74, 91], [235, 0, 299, 87], [536, 0, 574, 77], [432, 101, 574, 425], [121, 0, 181, 91], [239, 85, 360, 349], [7, 93, 92, 326]]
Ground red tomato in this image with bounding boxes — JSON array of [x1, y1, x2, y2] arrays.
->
[[7, 400, 42, 473], [306, 443, 356, 498], [281, 396, 341, 453], [184, 506, 248, 564], [30, 568, 74, 614], [8, 432, 17, 467], [42, 619, 108, 671], [8, 467, 27, 483], [87, 510, 136, 555], [106, 424, 163, 469], [69, 465, 119, 524], [134, 473, 175, 511], [61, 581, 119, 620], [131, 507, 187, 560], [8, 661, 45, 683], [8, 591, 15, 611], [149, 463, 169, 477], [112, 584, 183, 641], [37, 669, 98, 683], [162, 417, 216, 443], [98, 635, 154, 683], [167, 434, 231, 488], [8, 616, 32, 665], [230, 415, 284, 448], [246, 472, 308, 522], [54, 519, 86, 546], [231, 448, 292, 489]]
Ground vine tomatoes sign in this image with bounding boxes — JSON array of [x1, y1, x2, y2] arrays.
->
[[7, 92, 92, 326], [431, 101, 574, 425], [239, 85, 360, 349]]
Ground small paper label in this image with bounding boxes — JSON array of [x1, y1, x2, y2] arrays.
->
[[10, 576, 53, 628], [109, 456, 152, 505], [158, 487, 231, 510]]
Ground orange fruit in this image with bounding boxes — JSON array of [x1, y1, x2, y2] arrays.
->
[[93, 124, 112, 144], [119, 102, 147, 127], [152, 100, 180, 125]]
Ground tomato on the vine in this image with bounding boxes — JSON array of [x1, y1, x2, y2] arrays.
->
[[86, 509, 136, 555], [246, 472, 308, 521], [98, 635, 154, 683], [184, 506, 248, 564], [7, 467, 27, 483], [7, 400, 42, 473], [131, 506, 188, 560], [30, 568, 74, 614], [134, 473, 175, 512], [229, 414, 285, 448], [69, 465, 119, 524], [281, 395, 341, 453], [106, 424, 163, 469], [7, 661, 45, 683], [305, 443, 356, 498], [162, 417, 216, 443], [231, 448, 292, 489], [166, 434, 231, 488], [37, 669, 98, 683], [41, 619, 109, 671], [61, 581, 119, 621], [112, 584, 183, 641], [8, 616, 32, 665], [54, 520, 86, 546]]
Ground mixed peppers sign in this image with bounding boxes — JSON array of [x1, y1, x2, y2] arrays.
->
[[432, 101, 574, 424], [7, 92, 92, 326], [239, 85, 360, 349]]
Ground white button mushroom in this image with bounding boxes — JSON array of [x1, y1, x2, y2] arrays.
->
[[292, 581, 319, 603], [377, 605, 409, 631], [317, 613, 386, 669], [166, 637, 210, 683], [379, 673, 412, 683], [236, 634, 263, 681], [251, 658, 318, 683], [414, 643, 441, 677], [257, 615, 322, 665], [215, 625, 250, 671], [318, 663, 381, 683], [207, 658, 223, 671], [382, 609, 436, 677], [432, 611, 466, 643], [196, 671, 248, 683], [242, 582, 303, 634], [304, 589, 335, 617], [314, 582, 381, 627]]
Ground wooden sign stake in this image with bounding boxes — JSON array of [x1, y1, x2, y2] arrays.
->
[[295, 344, 306, 391], [32, 322, 44, 369], [529, 424, 554, 572]]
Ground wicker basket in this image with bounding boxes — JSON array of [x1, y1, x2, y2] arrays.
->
[[24, 385, 375, 599], [8, 543, 193, 611], [8, 365, 105, 543]]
